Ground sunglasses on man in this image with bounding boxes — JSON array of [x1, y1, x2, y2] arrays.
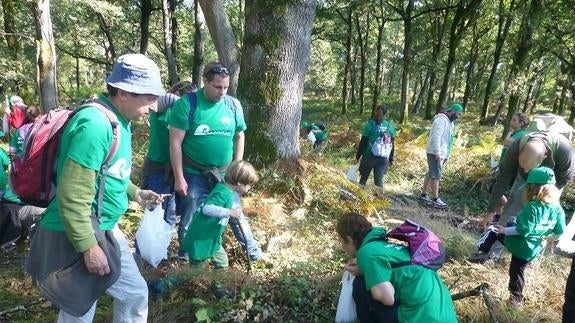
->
[[204, 66, 230, 76]]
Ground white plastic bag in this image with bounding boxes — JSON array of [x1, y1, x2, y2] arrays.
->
[[555, 214, 575, 258], [335, 271, 357, 323], [136, 205, 174, 268], [346, 165, 358, 183], [307, 130, 316, 143]]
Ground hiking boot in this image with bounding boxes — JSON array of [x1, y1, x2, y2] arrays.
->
[[507, 296, 524, 308], [431, 197, 448, 209], [419, 194, 433, 205], [467, 251, 493, 264]]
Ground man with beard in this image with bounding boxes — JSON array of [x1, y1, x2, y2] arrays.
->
[[419, 103, 463, 209]]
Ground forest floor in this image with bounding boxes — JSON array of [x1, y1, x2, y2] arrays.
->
[[1, 100, 574, 322]]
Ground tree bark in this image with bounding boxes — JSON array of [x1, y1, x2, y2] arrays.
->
[[192, 0, 206, 87], [162, 0, 178, 85], [424, 10, 448, 120], [238, 0, 318, 165], [31, 0, 58, 112], [340, 4, 353, 114], [399, 0, 414, 124], [353, 12, 369, 115], [500, 0, 544, 140], [480, 0, 515, 122], [139, 0, 152, 55], [371, 7, 386, 113], [198, 0, 241, 96], [436, 0, 482, 113]]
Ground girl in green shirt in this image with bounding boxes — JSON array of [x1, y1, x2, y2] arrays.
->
[[477, 166, 565, 307]]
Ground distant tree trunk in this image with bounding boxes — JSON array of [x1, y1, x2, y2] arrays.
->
[[480, 0, 515, 122], [238, 0, 317, 165], [530, 79, 542, 113], [558, 74, 572, 115], [371, 11, 385, 112], [353, 12, 369, 115], [398, 0, 415, 124], [75, 57, 80, 89], [192, 0, 206, 87], [424, 10, 448, 120], [412, 73, 429, 114], [341, 4, 353, 114], [436, 0, 483, 112], [350, 42, 358, 105], [162, 0, 178, 85], [2, 0, 19, 60], [31, 0, 58, 112], [139, 0, 152, 54], [198, 0, 241, 96], [386, 56, 396, 96], [500, 0, 544, 140], [96, 12, 116, 61], [463, 23, 483, 110]]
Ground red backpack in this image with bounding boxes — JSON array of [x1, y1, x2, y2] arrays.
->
[[9, 101, 120, 207]]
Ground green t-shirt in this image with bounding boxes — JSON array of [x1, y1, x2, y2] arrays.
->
[[180, 182, 234, 261], [40, 95, 133, 231], [357, 227, 458, 323], [310, 123, 328, 141], [0, 148, 10, 192], [505, 200, 565, 261], [146, 108, 171, 163], [3, 187, 22, 204], [500, 129, 526, 161], [167, 90, 247, 173], [361, 119, 396, 155]]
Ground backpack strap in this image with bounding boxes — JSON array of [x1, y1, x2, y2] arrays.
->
[[73, 100, 120, 223], [364, 233, 411, 269]]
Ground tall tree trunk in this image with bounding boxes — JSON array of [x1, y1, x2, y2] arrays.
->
[[353, 13, 365, 115], [2, 0, 19, 60], [198, 0, 241, 96], [350, 41, 358, 105], [96, 12, 116, 61], [139, 0, 152, 54], [238, 0, 318, 165], [436, 0, 482, 112], [399, 0, 414, 124], [480, 0, 515, 122], [31, 0, 58, 112], [371, 8, 385, 112], [192, 0, 206, 87], [341, 4, 353, 114], [558, 75, 571, 115], [162, 0, 178, 85], [463, 23, 482, 110], [500, 0, 544, 140], [412, 72, 429, 114], [424, 10, 448, 120]]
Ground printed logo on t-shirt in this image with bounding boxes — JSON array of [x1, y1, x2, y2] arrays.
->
[[194, 124, 232, 136], [107, 158, 131, 179]]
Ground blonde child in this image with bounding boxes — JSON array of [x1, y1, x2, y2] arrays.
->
[[477, 166, 565, 306], [180, 160, 258, 268]]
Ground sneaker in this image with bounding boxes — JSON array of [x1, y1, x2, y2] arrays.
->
[[419, 194, 432, 204], [507, 296, 524, 308], [431, 197, 448, 209], [468, 251, 492, 264]]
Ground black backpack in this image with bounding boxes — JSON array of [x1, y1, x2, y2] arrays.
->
[[0, 202, 23, 250]]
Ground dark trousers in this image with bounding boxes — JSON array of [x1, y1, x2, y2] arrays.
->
[[564, 259, 575, 322], [478, 231, 529, 302], [358, 153, 389, 188], [352, 275, 399, 323]]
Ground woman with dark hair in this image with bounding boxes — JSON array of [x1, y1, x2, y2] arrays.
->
[[354, 104, 396, 192], [500, 112, 529, 160], [336, 213, 457, 323]]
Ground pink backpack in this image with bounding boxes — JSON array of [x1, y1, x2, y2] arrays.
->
[[10, 101, 120, 207]]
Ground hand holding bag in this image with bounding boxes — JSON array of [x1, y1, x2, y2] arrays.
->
[[335, 270, 357, 323], [136, 204, 174, 268]]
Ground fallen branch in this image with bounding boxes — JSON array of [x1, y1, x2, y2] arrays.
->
[[0, 298, 44, 317], [480, 284, 498, 323], [451, 282, 489, 301]]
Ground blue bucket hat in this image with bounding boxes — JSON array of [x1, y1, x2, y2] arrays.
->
[[106, 54, 165, 96]]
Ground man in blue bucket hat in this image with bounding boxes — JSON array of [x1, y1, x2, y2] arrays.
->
[[26, 53, 164, 322]]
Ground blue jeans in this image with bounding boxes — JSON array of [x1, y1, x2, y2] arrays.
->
[[178, 173, 211, 258], [140, 166, 177, 225], [359, 153, 389, 188]]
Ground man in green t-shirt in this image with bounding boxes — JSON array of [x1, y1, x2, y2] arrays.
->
[[336, 213, 458, 323], [26, 53, 164, 322], [168, 61, 247, 261]]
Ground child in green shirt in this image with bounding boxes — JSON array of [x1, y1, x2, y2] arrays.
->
[[477, 166, 565, 306], [180, 160, 259, 268]]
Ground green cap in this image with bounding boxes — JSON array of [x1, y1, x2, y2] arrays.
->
[[302, 121, 309, 128], [520, 166, 555, 190], [448, 103, 463, 113]]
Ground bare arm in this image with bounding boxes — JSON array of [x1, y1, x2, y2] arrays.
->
[[233, 131, 245, 161], [169, 127, 187, 196], [371, 281, 396, 306]]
